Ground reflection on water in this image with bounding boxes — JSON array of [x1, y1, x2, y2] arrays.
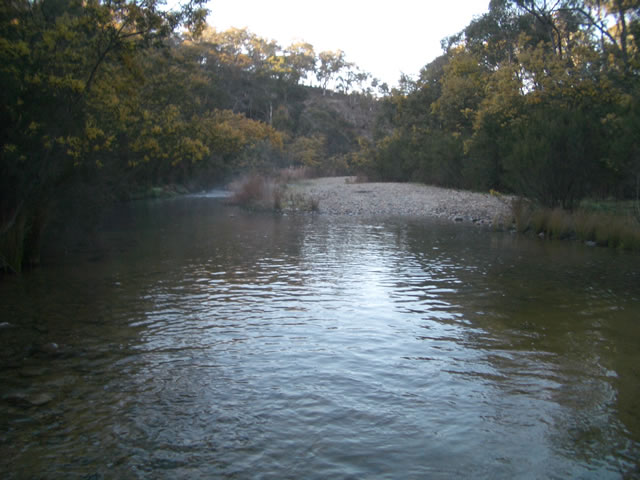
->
[[1, 196, 639, 478]]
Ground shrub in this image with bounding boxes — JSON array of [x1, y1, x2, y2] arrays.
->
[[229, 175, 283, 211], [511, 197, 533, 233], [228, 172, 319, 213]]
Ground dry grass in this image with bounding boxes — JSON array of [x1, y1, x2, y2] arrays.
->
[[228, 171, 319, 213], [510, 198, 640, 250], [511, 197, 534, 233], [546, 208, 573, 239], [228, 175, 283, 211], [574, 210, 598, 241]]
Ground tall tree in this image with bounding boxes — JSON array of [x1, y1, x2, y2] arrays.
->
[[315, 50, 352, 94]]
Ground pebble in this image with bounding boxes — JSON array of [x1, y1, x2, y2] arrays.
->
[[286, 177, 513, 225]]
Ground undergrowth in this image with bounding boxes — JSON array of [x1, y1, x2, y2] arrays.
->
[[228, 169, 319, 213], [510, 198, 640, 250]]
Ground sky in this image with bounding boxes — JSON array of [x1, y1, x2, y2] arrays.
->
[[205, 0, 491, 87]]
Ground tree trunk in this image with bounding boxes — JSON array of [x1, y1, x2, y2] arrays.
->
[[615, 0, 629, 69]]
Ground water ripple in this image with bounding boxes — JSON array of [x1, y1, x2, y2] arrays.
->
[[1, 211, 639, 479]]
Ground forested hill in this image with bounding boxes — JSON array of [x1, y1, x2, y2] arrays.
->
[[0, 0, 380, 272], [2, 0, 639, 272]]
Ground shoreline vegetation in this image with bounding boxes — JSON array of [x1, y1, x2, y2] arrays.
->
[[229, 173, 640, 251], [3, 1, 639, 273]]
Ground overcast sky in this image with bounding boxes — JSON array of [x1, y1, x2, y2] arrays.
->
[[206, 0, 490, 87]]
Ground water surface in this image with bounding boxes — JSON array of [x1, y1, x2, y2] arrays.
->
[[1, 196, 639, 478]]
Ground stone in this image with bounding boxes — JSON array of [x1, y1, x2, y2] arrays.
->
[[5, 392, 54, 407]]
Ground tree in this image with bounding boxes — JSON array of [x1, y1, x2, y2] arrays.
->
[[366, 0, 639, 205], [315, 50, 352, 94], [283, 42, 316, 85], [0, 0, 208, 271]]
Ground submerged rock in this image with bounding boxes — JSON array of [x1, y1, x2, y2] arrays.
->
[[27, 342, 78, 358], [5, 392, 54, 407], [40, 342, 60, 354]]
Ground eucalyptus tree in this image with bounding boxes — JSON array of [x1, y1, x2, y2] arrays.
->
[[315, 50, 353, 94]]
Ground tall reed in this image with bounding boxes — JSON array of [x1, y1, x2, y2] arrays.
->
[[510, 199, 640, 250]]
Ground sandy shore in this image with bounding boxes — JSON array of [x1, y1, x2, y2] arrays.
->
[[286, 177, 513, 226]]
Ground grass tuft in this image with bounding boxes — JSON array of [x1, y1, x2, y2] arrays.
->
[[511, 197, 533, 233], [510, 199, 640, 250]]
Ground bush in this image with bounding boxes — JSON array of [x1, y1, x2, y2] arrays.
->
[[228, 175, 282, 211], [228, 172, 319, 213], [502, 102, 606, 209]]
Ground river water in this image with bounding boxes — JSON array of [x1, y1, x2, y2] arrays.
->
[[1, 194, 639, 478]]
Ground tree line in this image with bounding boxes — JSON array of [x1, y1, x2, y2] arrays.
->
[[0, 0, 380, 272], [3, 0, 638, 271], [362, 0, 639, 210]]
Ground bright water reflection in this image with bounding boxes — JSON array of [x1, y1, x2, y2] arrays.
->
[[1, 196, 639, 478]]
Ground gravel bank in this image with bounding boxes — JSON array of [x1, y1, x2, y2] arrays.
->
[[286, 177, 513, 226]]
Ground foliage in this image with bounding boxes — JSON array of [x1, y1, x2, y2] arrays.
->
[[5, 0, 639, 270], [1, 0, 382, 271], [0, 0, 208, 271], [365, 0, 640, 215]]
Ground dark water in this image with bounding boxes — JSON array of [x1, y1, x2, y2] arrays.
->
[[1, 195, 639, 479]]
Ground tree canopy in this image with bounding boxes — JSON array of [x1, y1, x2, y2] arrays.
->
[[2, 0, 639, 271], [0, 1, 381, 271], [366, 0, 640, 209]]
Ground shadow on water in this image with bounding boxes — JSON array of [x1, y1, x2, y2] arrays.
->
[[1, 197, 639, 478]]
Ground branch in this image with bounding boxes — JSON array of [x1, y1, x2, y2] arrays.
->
[[573, 7, 618, 48]]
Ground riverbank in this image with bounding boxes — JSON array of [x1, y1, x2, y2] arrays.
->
[[230, 175, 640, 249], [284, 176, 512, 226]]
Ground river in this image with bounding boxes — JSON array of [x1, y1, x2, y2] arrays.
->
[[1, 194, 639, 478]]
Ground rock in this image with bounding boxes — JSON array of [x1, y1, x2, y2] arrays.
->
[[40, 342, 60, 354], [27, 393, 54, 406], [27, 342, 71, 358], [5, 392, 54, 407]]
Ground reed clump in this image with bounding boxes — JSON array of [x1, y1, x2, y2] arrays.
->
[[510, 198, 640, 250], [511, 197, 534, 233]]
